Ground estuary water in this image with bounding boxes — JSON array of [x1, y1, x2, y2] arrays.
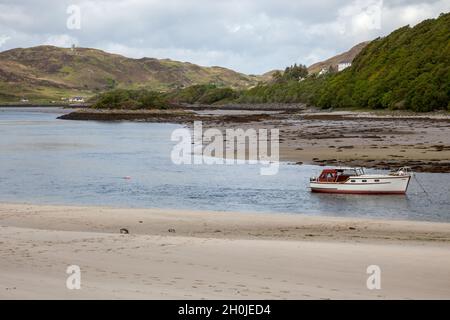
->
[[1, 107, 449, 222]]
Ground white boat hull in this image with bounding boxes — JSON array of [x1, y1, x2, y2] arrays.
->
[[310, 175, 411, 194]]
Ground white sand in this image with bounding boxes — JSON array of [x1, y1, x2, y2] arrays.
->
[[1, 203, 449, 299]]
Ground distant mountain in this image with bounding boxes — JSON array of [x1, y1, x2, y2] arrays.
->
[[307, 42, 370, 74], [0, 46, 260, 102], [259, 69, 282, 82]]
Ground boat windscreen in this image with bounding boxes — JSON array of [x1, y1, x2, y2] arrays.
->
[[342, 169, 357, 176]]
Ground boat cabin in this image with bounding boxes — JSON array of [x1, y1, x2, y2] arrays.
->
[[316, 168, 364, 183]]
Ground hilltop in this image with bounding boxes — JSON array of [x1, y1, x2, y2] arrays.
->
[[0, 46, 260, 103]]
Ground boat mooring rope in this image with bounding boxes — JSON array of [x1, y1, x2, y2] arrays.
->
[[413, 174, 433, 203]]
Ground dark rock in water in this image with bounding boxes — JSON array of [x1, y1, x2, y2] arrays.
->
[[348, 227, 356, 230], [168, 228, 176, 233], [139, 221, 143, 223], [120, 228, 129, 234]]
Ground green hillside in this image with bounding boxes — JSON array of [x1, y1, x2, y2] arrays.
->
[[239, 12, 450, 112], [0, 46, 260, 103]]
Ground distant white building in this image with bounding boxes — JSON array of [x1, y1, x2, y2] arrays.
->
[[338, 62, 352, 72], [318, 68, 328, 76], [69, 97, 85, 103]]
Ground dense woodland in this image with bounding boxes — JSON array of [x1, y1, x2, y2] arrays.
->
[[238, 12, 450, 112], [92, 13, 449, 112]]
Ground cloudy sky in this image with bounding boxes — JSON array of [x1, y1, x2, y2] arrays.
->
[[0, 0, 448, 74]]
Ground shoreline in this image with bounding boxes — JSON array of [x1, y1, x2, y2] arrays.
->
[[3, 202, 450, 243], [55, 107, 450, 173], [1, 203, 450, 299]]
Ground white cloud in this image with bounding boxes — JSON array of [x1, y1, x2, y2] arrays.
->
[[44, 34, 78, 48], [0, 0, 448, 74], [0, 35, 11, 48]]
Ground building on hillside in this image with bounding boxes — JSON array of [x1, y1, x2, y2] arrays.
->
[[338, 62, 352, 72], [318, 67, 328, 76], [69, 97, 85, 103]]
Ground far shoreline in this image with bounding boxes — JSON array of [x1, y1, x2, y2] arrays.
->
[[0, 104, 88, 108], [57, 106, 450, 173], [2, 105, 450, 173]]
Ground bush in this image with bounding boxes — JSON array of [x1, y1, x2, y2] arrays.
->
[[92, 89, 168, 109], [169, 84, 237, 104]]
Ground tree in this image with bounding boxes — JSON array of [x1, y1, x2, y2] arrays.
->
[[283, 64, 308, 81]]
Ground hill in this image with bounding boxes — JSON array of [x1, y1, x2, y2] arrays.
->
[[316, 12, 450, 111], [307, 41, 370, 74], [0, 46, 260, 103], [239, 12, 450, 112]]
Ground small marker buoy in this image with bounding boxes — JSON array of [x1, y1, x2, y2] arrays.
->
[[123, 176, 131, 180]]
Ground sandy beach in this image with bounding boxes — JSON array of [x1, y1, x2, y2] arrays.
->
[[1, 203, 450, 299]]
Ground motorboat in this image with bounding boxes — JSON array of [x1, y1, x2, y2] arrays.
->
[[309, 167, 412, 194]]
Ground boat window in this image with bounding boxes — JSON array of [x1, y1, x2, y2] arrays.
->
[[362, 180, 367, 182], [351, 180, 356, 183], [375, 179, 380, 182]]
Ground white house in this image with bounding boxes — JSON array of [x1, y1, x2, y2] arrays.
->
[[338, 62, 352, 72], [69, 97, 85, 103], [318, 68, 328, 76]]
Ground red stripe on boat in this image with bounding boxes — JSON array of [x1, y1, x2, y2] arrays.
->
[[310, 188, 406, 195]]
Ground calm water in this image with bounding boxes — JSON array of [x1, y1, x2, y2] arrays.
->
[[1, 107, 449, 222]]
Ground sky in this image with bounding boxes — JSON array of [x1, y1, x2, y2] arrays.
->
[[0, 0, 449, 74]]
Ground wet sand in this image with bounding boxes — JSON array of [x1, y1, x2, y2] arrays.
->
[[201, 109, 450, 173], [1, 203, 450, 299]]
